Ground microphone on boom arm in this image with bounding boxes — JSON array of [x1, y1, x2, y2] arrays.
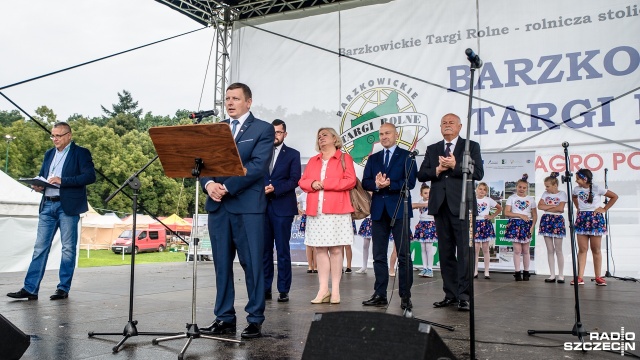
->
[[465, 48, 483, 68], [188, 109, 219, 120]]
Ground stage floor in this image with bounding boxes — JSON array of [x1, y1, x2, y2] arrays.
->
[[1, 261, 638, 359]]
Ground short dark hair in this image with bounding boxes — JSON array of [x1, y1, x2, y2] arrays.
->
[[272, 119, 286, 131], [227, 83, 252, 100], [53, 122, 72, 133]]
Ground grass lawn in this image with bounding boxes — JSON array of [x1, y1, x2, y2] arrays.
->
[[78, 249, 186, 268]]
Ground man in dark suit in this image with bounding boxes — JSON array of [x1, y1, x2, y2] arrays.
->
[[361, 123, 417, 309], [7, 122, 96, 301], [263, 119, 301, 303], [200, 83, 275, 339], [417, 113, 484, 311]]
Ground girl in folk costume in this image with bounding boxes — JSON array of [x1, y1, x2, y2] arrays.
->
[[572, 169, 618, 286], [504, 174, 537, 281], [474, 182, 502, 279], [537, 172, 567, 283], [412, 183, 438, 278], [355, 216, 372, 274]]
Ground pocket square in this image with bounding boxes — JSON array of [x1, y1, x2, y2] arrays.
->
[[238, 138, 254, 143]]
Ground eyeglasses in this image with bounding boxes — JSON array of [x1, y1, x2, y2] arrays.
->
[[50, 132, 70, 140], [275, 131, 285, 135]]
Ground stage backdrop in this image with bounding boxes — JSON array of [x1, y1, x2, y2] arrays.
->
[[230, 0, 639, 277]]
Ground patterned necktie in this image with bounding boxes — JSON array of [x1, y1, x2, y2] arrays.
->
[[231, 119, 240, 137], [269, 147, 276, 174], [444, 142, 452, 157], [384, 149, 390, 169]]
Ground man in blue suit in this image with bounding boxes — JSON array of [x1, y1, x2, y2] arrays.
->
[[263, 119, 301, 303], [7, 122, 96, 301], [361, 123, 417, 309], [199, 83, 274, 339]]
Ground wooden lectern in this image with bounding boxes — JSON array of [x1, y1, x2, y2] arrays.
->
[[149, 123, 244, 178]]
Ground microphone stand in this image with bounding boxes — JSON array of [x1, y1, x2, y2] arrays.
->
[[528, 142, 588, 348], [601, 169, 637, 282], [461, 52, 480, 360], [88, 155, 178, 352], [389, 152, 454, 332]]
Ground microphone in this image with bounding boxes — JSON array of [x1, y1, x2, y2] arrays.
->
[[409, 149, 420, 157], [605, 168, 608, 174], [188, 109, 219, 119], [562, 141, 569, 148], [465, 48, 483, 68]]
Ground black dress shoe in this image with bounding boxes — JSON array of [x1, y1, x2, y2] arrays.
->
[[401, 297, 412, 310], [7, 288, 38, 300], [277, 292, 289, 302], [241, 323, 262, 339], [265, 291, 272, 300], [50, 289, 68, 300], [458, 300, 470, 311], [200, 320, 237, 335], [362, 294, 388, 306], [433, 298, 457, 308]]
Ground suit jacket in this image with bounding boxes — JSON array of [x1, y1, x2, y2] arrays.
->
[[38, 142, 96, 216], [362, 147, 417, 221], [264, 143, 301, 217], [200, 112, 275, 214], [299, 151, 356, 216], [417, 138, 484, 216]]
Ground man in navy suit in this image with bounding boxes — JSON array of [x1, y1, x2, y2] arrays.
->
[[361, 123, 417, 309], [417, 113, 484, 311], [199, 83, 275, 339], [7, 122, 95, 301], [263, 119, 301, 303]]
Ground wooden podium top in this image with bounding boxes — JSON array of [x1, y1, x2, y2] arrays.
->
[[149, 123, 245, 178]]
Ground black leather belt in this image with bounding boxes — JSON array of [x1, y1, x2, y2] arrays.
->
[[44, 196, 61, 202]]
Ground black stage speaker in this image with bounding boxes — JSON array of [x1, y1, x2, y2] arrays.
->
[[302, 311, 456, 360], [0, 314, 31, 360]]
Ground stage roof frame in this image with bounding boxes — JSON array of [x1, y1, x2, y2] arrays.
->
[[154, 0, 352, 25]]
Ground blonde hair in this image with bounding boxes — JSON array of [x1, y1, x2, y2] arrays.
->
[[476, 182, 489, 192], [315, 127, 343, 152]]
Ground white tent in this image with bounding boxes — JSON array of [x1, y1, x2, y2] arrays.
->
[[81, 211, 127, 250], [0, 170, 63, 273]]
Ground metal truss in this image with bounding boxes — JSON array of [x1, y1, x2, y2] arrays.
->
[[155, 1, 349, 24]]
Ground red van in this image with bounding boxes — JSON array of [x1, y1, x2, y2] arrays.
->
[[111, 229, 167, 254]]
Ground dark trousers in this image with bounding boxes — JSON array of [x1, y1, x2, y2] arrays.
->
[[371, 210, 413, 299], [208, 209, 265, 324], [263, 202, 294, 293], [434, 200, 470, 301]]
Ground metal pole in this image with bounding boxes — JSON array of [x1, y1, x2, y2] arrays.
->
[[5, 134, 15, 174]]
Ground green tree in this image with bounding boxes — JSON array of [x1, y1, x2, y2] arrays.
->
[[101, 90, 143, 119], [0, 110, 23, 127]]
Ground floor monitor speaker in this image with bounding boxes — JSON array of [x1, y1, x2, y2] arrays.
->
[[302, 311, 455, 360], [0, 314, 30, 360]]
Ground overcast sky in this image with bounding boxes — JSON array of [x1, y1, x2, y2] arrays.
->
[[0, 0, 217, 121]]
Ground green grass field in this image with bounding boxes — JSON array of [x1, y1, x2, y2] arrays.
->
[[78, 249, 185, 268]]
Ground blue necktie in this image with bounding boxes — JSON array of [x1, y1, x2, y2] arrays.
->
[[231, 119, 240, 137], [384, 149, 390, 170], [445, 142, 452, 157]]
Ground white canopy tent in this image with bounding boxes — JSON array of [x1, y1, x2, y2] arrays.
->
[[0, 170, 64, 273]]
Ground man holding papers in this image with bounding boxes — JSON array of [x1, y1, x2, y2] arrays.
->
[[7, 122, 95, 301]]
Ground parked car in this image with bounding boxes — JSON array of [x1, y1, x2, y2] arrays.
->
[[111, 229, 167, 254]]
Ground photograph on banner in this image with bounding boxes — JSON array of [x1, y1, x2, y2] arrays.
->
[[482, 152, 536, 273], [184, 214, 212, 261]]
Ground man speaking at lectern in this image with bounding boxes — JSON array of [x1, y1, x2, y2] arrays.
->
[[200, 83, 275, 339]]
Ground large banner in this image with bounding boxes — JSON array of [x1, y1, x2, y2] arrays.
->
[[231, 0, 639, 277]]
